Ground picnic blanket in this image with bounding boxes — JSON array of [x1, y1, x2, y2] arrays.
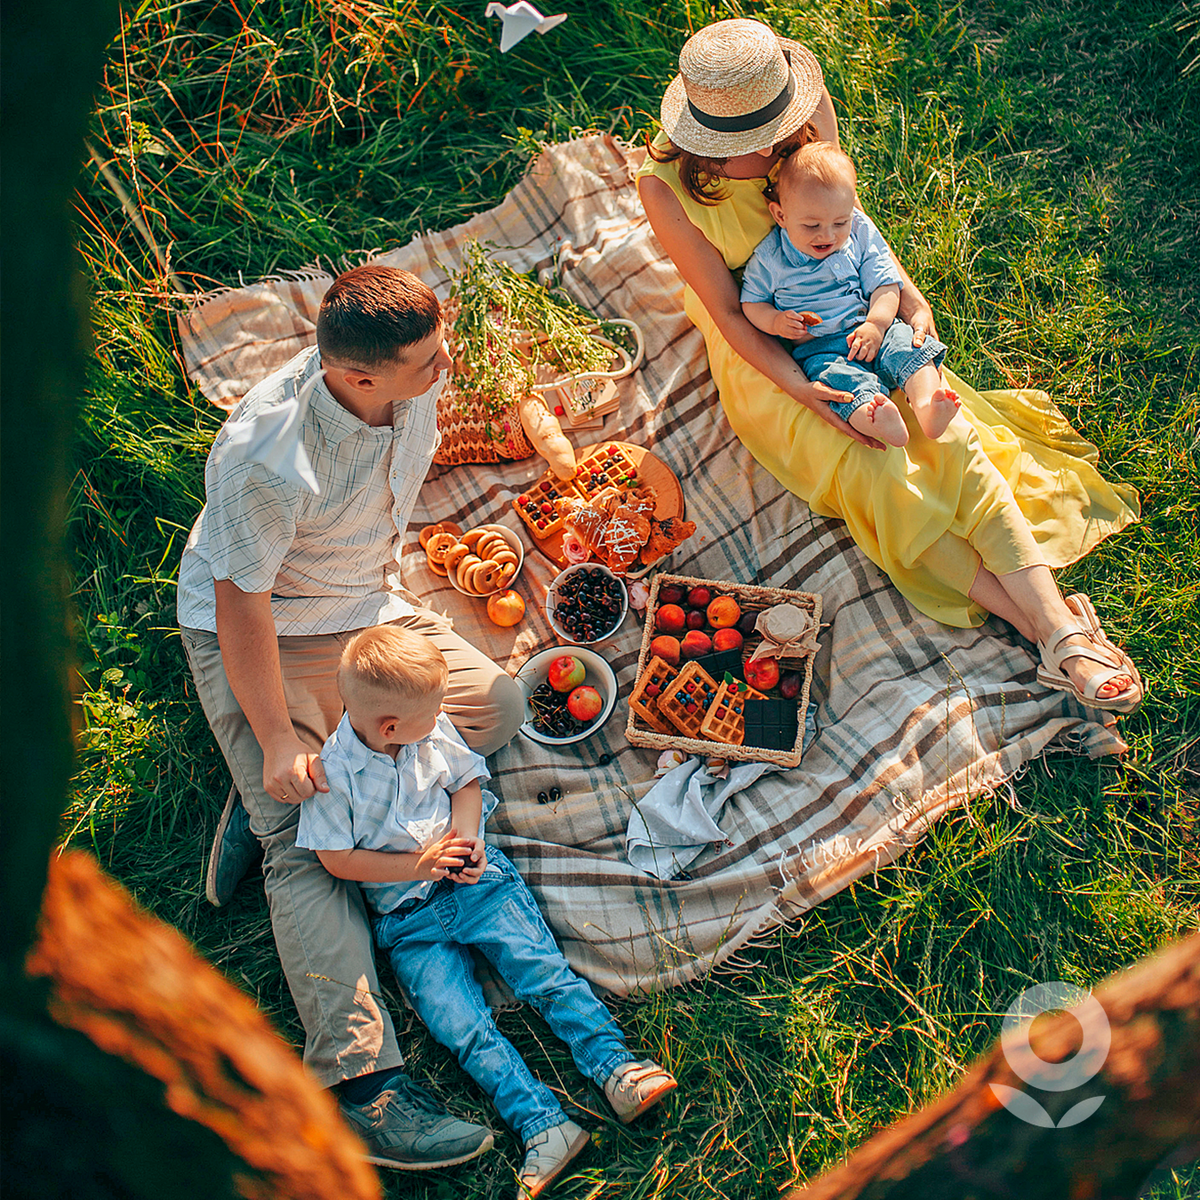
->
[[179, 134, 1128, 997]]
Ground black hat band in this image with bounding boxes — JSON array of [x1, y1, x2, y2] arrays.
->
[[686, 52, 795, 134]]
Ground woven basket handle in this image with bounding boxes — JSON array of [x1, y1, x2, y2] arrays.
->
[[531, 318, 645, 393]]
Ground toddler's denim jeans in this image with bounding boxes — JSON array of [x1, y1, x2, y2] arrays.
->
[[793, 319, 948, 420], [372, 846, 633, 1142]]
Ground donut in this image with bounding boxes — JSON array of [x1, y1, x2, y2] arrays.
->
[[425, 532, 458, 566], [475, 533, 507, 562], [444, 542, 472, 573], [428, 558, 449, 577], [496, 561, 517, 584], [490, 547, 519, 567]]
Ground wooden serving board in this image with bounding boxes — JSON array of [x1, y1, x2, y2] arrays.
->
[[528, 441, 686, 570]]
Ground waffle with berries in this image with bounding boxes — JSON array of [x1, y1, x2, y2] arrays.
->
[[573, 443, 641, 500], [513, 476, 584, 539], [628, 655, 679, 735], [657, 662, 721, 739], [699, 677, 768, 746]]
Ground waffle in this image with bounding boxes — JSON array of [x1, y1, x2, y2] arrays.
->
[[699, 678, 767, 746], [573, 443, 641, 500], [513, 474, 584, 539], [657, 662, 721, 739], [628, 655, 679, 735], [742, 697, 800, 751]]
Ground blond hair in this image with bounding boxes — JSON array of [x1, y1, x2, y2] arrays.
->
[[337, 626, 448, 711], [776, 140, 857, 201]]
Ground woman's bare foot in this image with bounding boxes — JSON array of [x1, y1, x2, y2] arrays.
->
[[910, 386, 960, 439], [849, 394, 909, 447]]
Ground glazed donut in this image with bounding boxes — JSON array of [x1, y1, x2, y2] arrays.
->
[[425, 532, 458, 565], [428, 558, 449, 577]]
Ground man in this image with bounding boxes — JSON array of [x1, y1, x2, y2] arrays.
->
[[178, 265, 523, 1169]]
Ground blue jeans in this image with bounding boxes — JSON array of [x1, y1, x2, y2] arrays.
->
[[793, 319, 948, 420], [371, 847, 633, 1142]]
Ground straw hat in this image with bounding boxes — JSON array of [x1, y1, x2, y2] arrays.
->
[[660, 19, 824, 159]]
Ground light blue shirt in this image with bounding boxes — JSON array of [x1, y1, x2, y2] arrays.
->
[[739, 210, 902, 339], [297, 710, 495, 914]]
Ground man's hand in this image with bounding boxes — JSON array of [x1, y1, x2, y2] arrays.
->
[[446, 836, 488, 884], [416, 828, 477, 881], [773, 309, 822, 341], [846, 319, 886, 362], [263, 735, 329, 804]]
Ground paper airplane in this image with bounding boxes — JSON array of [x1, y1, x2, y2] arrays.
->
[[484, 2, 567, 52], [217, 369, 324, 494]]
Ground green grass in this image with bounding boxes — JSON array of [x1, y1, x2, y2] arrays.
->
[[65, 0, 1199, 1194]]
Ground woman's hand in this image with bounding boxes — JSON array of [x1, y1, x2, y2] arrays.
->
[[798, 380, 885, 450], [897, 286, 939, 346]]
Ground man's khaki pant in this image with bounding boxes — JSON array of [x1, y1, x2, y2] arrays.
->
[[182, 608, 523, 1088]]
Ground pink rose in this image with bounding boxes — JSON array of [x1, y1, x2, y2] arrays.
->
[[627, 579, 651, 612], [561, 529, 590, 565]]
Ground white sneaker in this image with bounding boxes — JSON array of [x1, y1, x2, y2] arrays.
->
[[603, 1059, 677, 1123], [515, 1119, 590, 1200]]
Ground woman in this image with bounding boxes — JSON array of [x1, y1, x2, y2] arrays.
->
[[636, 18, 1142, 712]]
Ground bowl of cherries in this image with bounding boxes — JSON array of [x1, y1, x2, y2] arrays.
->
[[545, 564, 628, 645], [517, 647, 618, 745]]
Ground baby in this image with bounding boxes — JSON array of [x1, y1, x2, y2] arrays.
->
[[740, 141, 959, 448], [296, 625, 676, 1200]]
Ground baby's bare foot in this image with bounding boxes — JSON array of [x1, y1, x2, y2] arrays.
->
[[914, 387, 960, 439], [849, 395, 909, 447]]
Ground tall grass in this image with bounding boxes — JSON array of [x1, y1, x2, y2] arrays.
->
[[66, 0, 1198, 1194]]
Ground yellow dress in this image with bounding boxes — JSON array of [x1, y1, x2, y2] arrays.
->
[[636, 148, 1139, 627]]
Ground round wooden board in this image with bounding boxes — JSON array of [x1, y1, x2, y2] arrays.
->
[[527, 442, 685, 570]]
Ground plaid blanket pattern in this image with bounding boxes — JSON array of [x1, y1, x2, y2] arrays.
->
[[179, 135, 1125, 996]]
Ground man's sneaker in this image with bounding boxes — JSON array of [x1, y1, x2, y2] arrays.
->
[[205, 785, 262, 907], [603, 1059, 677, 1124], [515, 1119, 589, 1200], [337, 1073, 494, 1170]]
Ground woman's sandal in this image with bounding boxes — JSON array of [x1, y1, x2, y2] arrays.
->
[[1064, 593, 1143, 691], [1036, 619, 1143, 714]]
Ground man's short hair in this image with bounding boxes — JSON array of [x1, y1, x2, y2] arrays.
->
[[316, 265, 442, 372], [777, 140, 857, 199], [337, 625, 449, 709]]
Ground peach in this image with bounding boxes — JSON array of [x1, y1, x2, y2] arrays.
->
[[707, 595, 741, 628], [650, 635, 681, 666], [687, 586, 712, 609], [712, 628, 744, 653], [680, 630, 713, 660], [655, 604, 686, 635], [743, 656, 779, 690]]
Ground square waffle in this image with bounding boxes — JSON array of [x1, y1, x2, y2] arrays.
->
[[628, 655, 679, 735], [657, 662, 721, 739], [512, 474, 584, 539], [699, 678, 768, 746], [572, 443, 641, 501]]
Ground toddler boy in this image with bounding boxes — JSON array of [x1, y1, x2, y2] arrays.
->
[[297, 625, 676, 1199], [741, 141, 959, 448]]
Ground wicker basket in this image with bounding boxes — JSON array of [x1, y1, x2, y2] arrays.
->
[[625, 573, 822, 769], [432, 384, 535, 467]]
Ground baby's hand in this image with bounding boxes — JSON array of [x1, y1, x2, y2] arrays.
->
[[774, 309, 822, 340], [846, 320, 884, 362], [416, 829, 475, 881], [447, 836, 488, 884]]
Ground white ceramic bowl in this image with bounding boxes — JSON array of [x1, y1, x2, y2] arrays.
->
[[448, 525, 525, 597], [544, 564, 628, 644], [515, 645, 618, 746]]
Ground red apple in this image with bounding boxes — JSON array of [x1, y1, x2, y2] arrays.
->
[[687, 586, 712, 610], [650, 635, 681, 666], [743, 656, 780, 690], [780, 671, 803, 700], [567, 685, 603, 721], [680, 630, 713, 660], [655, 604, 686, 635], [658, 584, 686, 605], [547, 655, 586, 692], [712, 628, 744, 652]]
